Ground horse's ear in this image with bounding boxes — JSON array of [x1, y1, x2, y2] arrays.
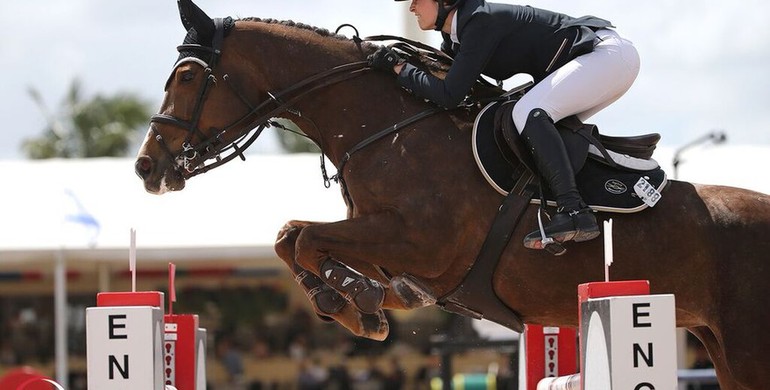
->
[[177, 0, 214, 39]]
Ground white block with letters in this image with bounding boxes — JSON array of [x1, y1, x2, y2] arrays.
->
[[581, 294, 677, 390], [86, 306, 164, 390]]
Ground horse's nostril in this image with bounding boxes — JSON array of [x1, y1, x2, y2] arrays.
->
[[135, 157, 153, 179]]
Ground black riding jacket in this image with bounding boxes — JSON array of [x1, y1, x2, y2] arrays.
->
[[396, 0, 612, 108]]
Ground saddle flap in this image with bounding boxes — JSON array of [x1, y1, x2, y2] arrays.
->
[[496, 102, 590, 175], [494, 101, 536, 173], [472, 100, 668, 213]]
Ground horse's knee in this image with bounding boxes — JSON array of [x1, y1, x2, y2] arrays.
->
[[294, 225, 324, 273], [274, 221, 311, 264]]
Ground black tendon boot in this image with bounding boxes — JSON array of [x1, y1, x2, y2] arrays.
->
[[520, 109, 600, 253], [320, 259, 385, 314], [295, 269, 346, 318]]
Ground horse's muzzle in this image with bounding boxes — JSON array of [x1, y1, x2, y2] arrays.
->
[[134, 155, 185, 194], [135, 156, 153, 181]]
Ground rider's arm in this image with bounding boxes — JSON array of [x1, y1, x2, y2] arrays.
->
[[395, 12, 498, 108]]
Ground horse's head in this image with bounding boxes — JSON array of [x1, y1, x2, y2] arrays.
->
[[135, 0, 486, 195], [136, 0, 269, 194]]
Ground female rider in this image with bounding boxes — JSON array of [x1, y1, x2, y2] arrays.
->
[[368, 0, 640, 252]]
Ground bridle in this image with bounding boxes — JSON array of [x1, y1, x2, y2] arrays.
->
[[150, 18, 374, 179], [149, 18, 452, 196]]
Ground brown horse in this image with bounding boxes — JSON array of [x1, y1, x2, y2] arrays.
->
[[135, 1, 770, 388]]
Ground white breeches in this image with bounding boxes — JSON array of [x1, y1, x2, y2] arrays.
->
[[512, 29, 641, 132]]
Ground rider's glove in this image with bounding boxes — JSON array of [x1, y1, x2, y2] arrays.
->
[[368, 47, 404, 73]]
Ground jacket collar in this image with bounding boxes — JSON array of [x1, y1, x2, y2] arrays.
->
[[454, 0, 486, 35]]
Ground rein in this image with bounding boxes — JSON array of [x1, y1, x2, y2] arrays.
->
[[151, 19, 450, 198]]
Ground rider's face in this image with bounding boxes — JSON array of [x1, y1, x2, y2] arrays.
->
[[409, 0, 439, 31]]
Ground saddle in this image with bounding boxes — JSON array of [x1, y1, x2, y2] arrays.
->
[[437, 84, 668, 332], [473, 84, 667, 213]]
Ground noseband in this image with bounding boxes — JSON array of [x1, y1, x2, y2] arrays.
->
[[150, 18, 371, 179]]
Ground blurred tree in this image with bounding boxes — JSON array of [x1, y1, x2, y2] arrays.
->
[[22, 78, 151, 159]]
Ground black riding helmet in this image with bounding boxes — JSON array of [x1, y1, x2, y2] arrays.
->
[[395, 0, 466, 32]]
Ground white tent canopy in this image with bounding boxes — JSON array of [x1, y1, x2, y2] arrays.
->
[[0, 154, 347, 263], [1, 146, 768, 264]]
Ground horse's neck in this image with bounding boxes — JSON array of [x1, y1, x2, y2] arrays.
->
[[244, 25, 425, 166]]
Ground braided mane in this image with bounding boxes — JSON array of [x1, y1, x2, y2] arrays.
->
[[237, 17, 501, 99], [240, 17, 355, 42]]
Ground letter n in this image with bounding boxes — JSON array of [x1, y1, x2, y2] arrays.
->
[[109, 354, 129, 379], [633, 343, 654, 367]]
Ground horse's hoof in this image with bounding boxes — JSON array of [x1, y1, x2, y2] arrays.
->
[[314, 314, 336, 323], [391, 274, 437, 309], [359, 310, 389, 341], [331, 306, 389, 341]]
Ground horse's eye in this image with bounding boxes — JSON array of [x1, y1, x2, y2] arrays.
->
[[180, 70, 195, 82]]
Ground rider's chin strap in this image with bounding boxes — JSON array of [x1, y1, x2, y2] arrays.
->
[[434, 0, 459, 32]]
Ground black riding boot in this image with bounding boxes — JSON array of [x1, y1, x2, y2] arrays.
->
[[320, 259, 385, 314], [520, 109, 600, 252]]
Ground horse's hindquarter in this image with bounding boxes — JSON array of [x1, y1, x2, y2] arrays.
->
[[690, 183, 770, 382], [691, 184, 770, 317]]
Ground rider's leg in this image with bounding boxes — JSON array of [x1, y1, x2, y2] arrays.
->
[[519, 108, 600, 248], [512, 29, 640, 130], [510, 29, 639, 250]]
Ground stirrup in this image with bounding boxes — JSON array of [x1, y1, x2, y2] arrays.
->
[[537, 211, 567, 256]]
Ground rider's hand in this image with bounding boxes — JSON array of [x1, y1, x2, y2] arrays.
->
[[368, 47, 404, 74]]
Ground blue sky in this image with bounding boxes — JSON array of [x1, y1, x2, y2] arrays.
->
[[1, 0, 768, 159]]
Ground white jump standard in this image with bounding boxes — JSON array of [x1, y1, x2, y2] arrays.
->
[[523, 280, 677, 390]]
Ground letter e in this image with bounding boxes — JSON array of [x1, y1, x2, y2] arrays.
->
[[108, 314, 128, 339], [633, 303, 652, 328]]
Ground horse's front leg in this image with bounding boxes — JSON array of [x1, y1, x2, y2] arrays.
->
[[275, 220, 390, 340], [293, 211, 440, 314]]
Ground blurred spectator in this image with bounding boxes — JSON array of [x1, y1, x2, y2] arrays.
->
[[383, 357, 405, 390], [297, 357, 328, 390], [289, 333, 311, 361], [687, 342, 719, 390], [414, 354, 441, 390], [355, 356, 386, 390], [251, 336, 272, 360], [0, 341, 18, 366], [216, 334, 245, 389], [326, 362, 352, 390]]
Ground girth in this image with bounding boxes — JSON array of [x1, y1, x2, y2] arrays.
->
[[436, 171, 535, 333]]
